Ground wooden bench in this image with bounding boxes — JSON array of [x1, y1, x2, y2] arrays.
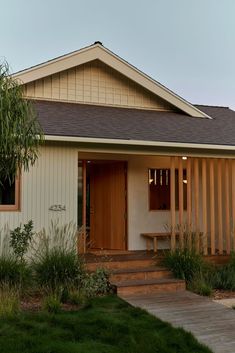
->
[[141, 232, 174, 253]]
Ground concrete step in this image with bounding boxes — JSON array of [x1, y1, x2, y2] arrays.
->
[[113, 278, 186, 296], [110, 267, 172, 282]]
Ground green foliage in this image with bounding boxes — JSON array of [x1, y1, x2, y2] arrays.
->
[[0, 284, 20, 318], [188, 275, 213, 296], [10, 220, 34, 261], [210, 253, 235, 290], [81, 268, 112, 298], [163, 248, 204, 283], [43, 293, 61, 314], [33, 248, 84, 294], [0, 61, 43, 182], [0, 255, 31, 288], [68, 288, 83, 305]]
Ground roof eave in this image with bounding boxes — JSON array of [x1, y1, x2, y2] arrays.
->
[[44, 135, 235, 151]]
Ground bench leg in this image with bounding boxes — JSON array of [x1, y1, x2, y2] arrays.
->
[[146, 239, 151, 251], [153, 237, 158, 253]]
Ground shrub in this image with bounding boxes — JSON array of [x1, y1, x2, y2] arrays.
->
[[0, 255, 31, 288], [33, 248, 84, 295], [188, 275, 213, 296], [43, 293, 61, 314], [81, 268, 112, 298], [212, 256, 235, 290], [0, 284, 20, 317], [10, 221, 34, 262], [68, 288, 83, 305], [163, 248, 204, 284]]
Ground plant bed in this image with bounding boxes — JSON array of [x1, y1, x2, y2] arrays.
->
[[0, 295, 212, 353], [212, 289, 235, 300]]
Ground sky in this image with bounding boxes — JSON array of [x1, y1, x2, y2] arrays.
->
[[1, 0, 235, 109]]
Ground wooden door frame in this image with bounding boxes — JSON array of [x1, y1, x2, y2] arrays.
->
[[81, 159, 128, 251]]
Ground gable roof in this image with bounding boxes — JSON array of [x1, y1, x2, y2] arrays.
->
[[13, 42, 210, 119], [33, 99, 235, 149]]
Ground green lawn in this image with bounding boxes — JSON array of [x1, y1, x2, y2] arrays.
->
[[0, 295, 211, 353]]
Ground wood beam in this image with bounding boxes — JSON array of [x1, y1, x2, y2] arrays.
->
[[178, 157, 184, 248], [170, 156, 176, 250], [232, 160, 235, 251], [209, 159, 215, 255], [186, 158, 192, 248], [217, 159, 223, 255], [82, 160, 87, 253], [202, 158, 208, 255], [225, 159, 231, 254], [194, 158, 200, 252]]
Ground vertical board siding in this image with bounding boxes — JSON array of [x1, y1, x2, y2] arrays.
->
[[24, 60, 174, 111], [0, 145, 78, 233]]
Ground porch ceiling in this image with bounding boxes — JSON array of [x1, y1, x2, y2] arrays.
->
[[33, 100, 235, 147]]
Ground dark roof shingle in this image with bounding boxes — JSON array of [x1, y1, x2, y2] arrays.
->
[[33, 100, 235, 146]]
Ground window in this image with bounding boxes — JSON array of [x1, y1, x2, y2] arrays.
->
[[149, 168, 187, 210], [0, 176, 20, 211]]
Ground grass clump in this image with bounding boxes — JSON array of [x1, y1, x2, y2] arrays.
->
[[0, 284, 20, 318], [33, 248, 84, 295], [43, 293, 61, 314], [0, 255, 31, 289], [163, 247, 204, 283]]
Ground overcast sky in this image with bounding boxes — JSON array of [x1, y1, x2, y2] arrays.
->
[[1, 0, 235, 109]]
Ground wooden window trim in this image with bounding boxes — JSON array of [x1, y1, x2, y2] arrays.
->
[[0, 174, 21, 212]]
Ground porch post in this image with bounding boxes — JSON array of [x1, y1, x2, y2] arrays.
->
[[232, 160, 235, 251], [194, 158, 200, 252], [202, 158, 208, 255], [209, 159, 215, 255], [186, 158, 192, 248], [217, 159, 223, 254], [225, 159, 231, 254], [82, 160, 87, 253], [170, 156, 176, 250], [178, 157, 184, 248]]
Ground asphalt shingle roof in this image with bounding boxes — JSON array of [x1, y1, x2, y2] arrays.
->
[[33, 100, 235, 146]]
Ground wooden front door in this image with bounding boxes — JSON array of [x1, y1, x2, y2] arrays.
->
[[90, 162, 127, 250]]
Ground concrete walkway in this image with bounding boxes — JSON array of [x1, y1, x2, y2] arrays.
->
[[121, 291, 235, 353]]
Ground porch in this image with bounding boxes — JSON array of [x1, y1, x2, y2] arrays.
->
[[78, 152, 235, 256]]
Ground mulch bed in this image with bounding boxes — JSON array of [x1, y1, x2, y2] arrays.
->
[[20, 294, 82, 312], [212, 290, 235, 300]]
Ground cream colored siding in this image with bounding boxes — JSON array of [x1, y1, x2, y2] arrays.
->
[[0, 145, 78, 233], [24, 60, 174, 111]]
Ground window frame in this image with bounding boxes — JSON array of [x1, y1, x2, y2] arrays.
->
[[0, 174, 21, 212], [148, 168, 187, 212]]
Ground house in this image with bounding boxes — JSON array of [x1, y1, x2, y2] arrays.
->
[[2, 41, 235, 255]]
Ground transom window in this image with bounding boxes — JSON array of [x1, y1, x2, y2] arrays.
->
[[149, 168, 187, 210]]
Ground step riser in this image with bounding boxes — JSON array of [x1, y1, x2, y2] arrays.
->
[[117, 282, 186, 296], [86, 259, 156, 271], [110, 271, 172, 282]]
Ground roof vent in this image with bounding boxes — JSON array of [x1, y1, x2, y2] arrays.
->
[[94, 41, 103, 46]]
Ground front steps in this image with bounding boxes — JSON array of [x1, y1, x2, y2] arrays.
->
[[85, 252, 186, 296]]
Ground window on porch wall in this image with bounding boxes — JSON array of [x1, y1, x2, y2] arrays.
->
[[0, 175, 20, 211], [149, 168, 187, 211]]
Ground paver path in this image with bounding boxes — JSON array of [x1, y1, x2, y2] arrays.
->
[[121, 291, 235, 353]]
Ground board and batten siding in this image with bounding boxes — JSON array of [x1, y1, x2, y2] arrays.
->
[[24, 60, 174, 111], [0, 145, 78, 233]]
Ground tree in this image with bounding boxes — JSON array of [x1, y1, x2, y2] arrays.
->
[[0, 61, 43, 183]]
